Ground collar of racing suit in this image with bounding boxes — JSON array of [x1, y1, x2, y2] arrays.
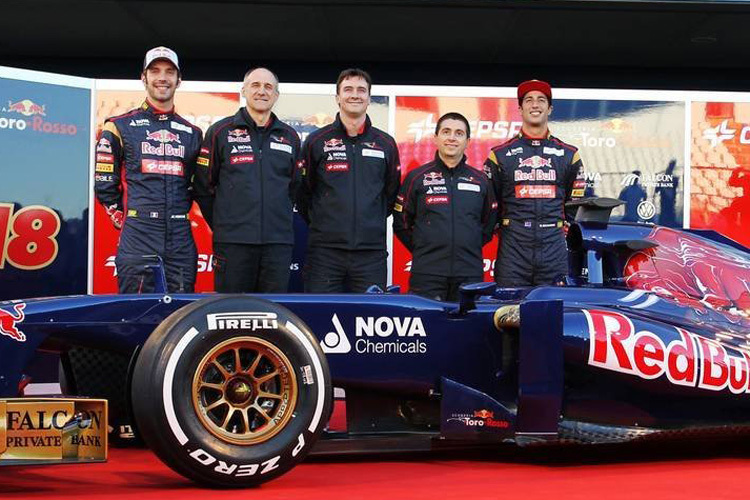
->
[[141, 99, 175, 117], [334, 112, 372, 138], [518, 128, 551, 143]]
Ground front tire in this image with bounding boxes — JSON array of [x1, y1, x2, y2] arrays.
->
[[131, 296, 332, 487]]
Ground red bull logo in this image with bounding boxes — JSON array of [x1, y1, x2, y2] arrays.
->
[[474, 409, 494, 419], [518, 156, 552, 169], [585, 309, 750, 395], [601, 118, 633, 133], [6, 99, 45, 116], [325, 138, 344, 148], [1, 100, 77, 135], [0, 303, 26, 342], [303, 113, 334, 128], [146, 129, 181, 143], [423, 172, 444, 186]]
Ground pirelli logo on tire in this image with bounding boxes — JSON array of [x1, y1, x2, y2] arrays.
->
[[0, 398, 107, 463], [206, 312, 279, 331]]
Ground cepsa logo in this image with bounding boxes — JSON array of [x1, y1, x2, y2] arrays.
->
[[1, 99, 78, 135], [701, 119, 750, 148], [585, 309, 750, 394], [407, 114, 522, 142]]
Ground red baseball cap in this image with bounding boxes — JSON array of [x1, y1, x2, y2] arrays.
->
[[517, 80, 552, 103]]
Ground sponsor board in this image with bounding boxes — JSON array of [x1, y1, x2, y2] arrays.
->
[[0, 398, 107, 462]]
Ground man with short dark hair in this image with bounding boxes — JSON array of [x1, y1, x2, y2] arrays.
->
[[395, 112, 496, 301], [94, 46, 203, 293], [193, 67, 302, 293], [483, 80, 585, 287], [297, 68, 401, 292]]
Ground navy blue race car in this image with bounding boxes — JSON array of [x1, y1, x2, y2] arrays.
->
[[2, 199, 750, 487]]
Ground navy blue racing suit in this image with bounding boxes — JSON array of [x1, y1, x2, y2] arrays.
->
[[483, 131, 585, 287], [94, 100, 203, 293]]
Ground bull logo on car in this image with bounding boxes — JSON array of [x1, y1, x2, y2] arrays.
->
[[0, 303, 26, 342]]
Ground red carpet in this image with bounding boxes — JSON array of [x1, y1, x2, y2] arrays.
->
[[1, 444, 749, 499]]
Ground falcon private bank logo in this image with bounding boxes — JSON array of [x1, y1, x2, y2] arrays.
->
[[0, 99, 78, 135]]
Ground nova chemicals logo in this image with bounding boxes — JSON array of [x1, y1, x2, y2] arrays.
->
[[320, 314, 428, 355], [321, 314, 352, 354]]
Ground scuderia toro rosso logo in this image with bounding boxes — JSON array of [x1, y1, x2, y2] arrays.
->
[[585, 309, 750, 394], [320, 314, 427, 355]]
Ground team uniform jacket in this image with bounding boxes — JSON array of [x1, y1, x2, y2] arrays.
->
[[297, 114, 401, 251], [394, 154, 497, 278], [483, 131, 585, 286], [192, 109, 302, 245]]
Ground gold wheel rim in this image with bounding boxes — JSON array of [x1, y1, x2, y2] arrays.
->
[[192, 336, 298, 445]]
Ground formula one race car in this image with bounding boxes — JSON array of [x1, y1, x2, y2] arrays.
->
[[2, 198, 750, 487]]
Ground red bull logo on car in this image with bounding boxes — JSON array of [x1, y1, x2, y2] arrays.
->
[[585, 309, 750, 395], [0, 303, 26, 342]]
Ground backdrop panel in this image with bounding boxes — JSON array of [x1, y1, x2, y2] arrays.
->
[[0, 72, 91, 300], [690, 101, 750, 247]]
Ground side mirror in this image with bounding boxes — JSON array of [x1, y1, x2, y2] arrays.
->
[[455, 282, 497, 315]]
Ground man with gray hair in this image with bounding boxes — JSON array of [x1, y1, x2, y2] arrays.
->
[[193, 67, 303, 292]]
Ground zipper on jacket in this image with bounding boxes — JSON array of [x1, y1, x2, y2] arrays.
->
[[449, 167, 455, 278], [258, 133, 264, 242], [351, 141, 358, 248]]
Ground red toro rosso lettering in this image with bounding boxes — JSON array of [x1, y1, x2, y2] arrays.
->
[[584, 309, 750, 394], [0, 303, 26, 342]]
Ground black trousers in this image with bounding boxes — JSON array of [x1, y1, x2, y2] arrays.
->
[[304, 246, 387, 293], [409, 273, 484, 302], [213, 242, 293, 293]]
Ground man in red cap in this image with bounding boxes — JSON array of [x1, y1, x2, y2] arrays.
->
[[483, 80, 585, 287]]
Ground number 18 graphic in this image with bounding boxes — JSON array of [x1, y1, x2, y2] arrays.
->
[[0, 203, 61, 270]]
